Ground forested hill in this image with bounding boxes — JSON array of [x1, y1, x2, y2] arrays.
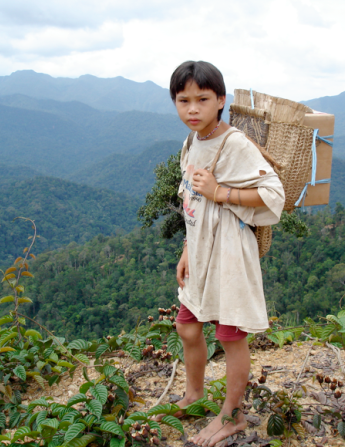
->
[[0, 102, 188, 176], [70, 140, 182, 199], [8, 206, 344, 341], [0, 175, 141, 266]]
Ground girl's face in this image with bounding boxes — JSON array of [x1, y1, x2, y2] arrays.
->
[[175, 81, 225, 138]]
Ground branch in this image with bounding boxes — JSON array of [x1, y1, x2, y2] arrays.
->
[[155, 359, 179, 406], [166, 203, 184, 217], [16, 312, 87, 367]]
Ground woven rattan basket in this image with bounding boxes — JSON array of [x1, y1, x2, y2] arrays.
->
[[230, 90, 315, 257]]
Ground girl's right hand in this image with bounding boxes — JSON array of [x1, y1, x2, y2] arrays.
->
[[176, 247, 189, 289]]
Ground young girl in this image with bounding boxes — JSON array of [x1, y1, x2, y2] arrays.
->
[[170, 61, 285, 446]]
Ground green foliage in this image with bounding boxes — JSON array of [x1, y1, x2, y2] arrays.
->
[[0, 176, 141, 265], [138, 151, 185, 239]]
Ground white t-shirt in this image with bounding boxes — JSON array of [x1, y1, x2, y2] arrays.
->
[[177, 128, 285, 333]]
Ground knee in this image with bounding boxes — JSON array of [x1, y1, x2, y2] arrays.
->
[[176, 322, 203, 343]]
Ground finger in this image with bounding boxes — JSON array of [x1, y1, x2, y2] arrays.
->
[[176, 275, 185, 289]]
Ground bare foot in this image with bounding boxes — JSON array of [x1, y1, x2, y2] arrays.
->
[[192, 410, 247, 446], [153, 395, 203, 422]]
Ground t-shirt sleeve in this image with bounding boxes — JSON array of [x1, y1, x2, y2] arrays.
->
[[216, 132, 285, 226], [178, 137, 189, 199]]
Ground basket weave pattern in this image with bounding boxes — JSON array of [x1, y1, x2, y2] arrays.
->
[[266, 123, 314, 211], [254, 226, 272, 259], [230, 112, 269, 148], [229, 92, 315, 257]]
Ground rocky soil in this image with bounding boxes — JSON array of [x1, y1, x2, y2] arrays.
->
[[21, 341, 345, 447]]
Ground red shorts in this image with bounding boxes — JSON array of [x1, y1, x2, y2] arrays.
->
[[176, 304, 247, 342]]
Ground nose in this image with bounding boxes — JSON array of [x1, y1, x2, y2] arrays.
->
[[188, 101, 198, 114]]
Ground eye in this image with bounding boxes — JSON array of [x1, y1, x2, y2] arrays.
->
[[178, 99, 188, 103], [200, 98, 208, 102]]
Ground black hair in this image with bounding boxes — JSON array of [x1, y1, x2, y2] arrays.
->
[[170, 61, 226, 120]]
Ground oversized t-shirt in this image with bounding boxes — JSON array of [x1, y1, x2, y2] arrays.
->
[[177, 127, 285, 333]]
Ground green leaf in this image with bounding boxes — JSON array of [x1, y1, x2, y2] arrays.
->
[[0, 412, 6, 428], [197, 398, 221, 415], [167, 331, 183, 356], [67, 339, 90, 351], [24, 329, 42, 340], [0, 435, 11, 441], [103, 365, 117, 377], [79, 382, 94, 394], [85, 399, 102, 418], [110, 438, 126, 447], [64, 422, 85, 442], [99, 421, 124, 436], [269, 441, 283, 447], [0, 315, 13, 326], [33, 410, 48, 427], [57, 360, 74, 368], [13, 365, 26, 381], [313, 413, 321, 429], [321, 324, 336, 341], [48, 375, 60, 387], [185, 404, 206, 417], [150, 320, 173, 331], [0, 295, 14, 303], [267, 414, 285, 436], [74, 353, 89, 365], [338, 421, 345, 438], [148, 420, 162, 438], [49, 352, 59, 364], [147, 403, 179, 417], [67, 393, 88, 408], [109, 375, 129, 393], [161, 415, 184, 433], [90, 384, 107, 405], [95, 343, 109, 359], [128, 411, 148, 421], [125, 345, 141, 362], [79, 414, 96, 428], [66, 434, 96, 447], [13, 426, 31, 442], [28, 398, 49, 411], [0, 331, 18, 347], [120, 418, 135, 432], [42, 419, 59, 429], [207, 343, 216, 360]]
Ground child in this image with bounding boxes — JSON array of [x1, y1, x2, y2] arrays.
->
[[170, 61, 285, 446]]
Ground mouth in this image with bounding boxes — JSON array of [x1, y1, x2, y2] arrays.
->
[[189, 119, 200, 125]]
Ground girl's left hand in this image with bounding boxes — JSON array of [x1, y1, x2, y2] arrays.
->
[[192, 169, 218, 201]]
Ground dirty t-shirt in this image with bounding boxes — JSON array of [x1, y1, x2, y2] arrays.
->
[[177, 128, 285, 333]]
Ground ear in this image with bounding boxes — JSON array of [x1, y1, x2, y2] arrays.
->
[[218, 95, 226, 109]]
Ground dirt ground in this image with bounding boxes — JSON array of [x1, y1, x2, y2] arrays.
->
[[21, 341, 345, 447]]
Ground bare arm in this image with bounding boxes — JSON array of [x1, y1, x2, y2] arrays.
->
[[176, 244, 189, 289], [192, 169, 265, 207]]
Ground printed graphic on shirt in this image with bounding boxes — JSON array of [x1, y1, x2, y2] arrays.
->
[[182, 165, 203, 225]]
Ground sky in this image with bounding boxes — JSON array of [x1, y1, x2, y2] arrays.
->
[[0, 0, 344, 101]]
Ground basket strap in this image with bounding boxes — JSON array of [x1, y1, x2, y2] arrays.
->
[[311, 129, 334, 186], [186, 131, 196, 151], [209, 129, 240, 174], [295, 178, 331, 208]]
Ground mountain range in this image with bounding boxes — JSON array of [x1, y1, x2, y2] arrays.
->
[[0, 70, 344, 265]]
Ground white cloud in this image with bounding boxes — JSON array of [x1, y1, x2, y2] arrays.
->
[[0, 0, 344, 101]]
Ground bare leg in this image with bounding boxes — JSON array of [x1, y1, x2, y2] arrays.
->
[[155, 322, 206, 420], [193, 337, 250, 446]]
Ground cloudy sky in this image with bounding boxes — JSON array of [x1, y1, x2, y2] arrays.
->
[[0, 0, 344, 101]]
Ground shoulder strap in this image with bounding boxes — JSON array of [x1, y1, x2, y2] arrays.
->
[[186, 131, 196, 151], [209, 128, 240, 174]]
